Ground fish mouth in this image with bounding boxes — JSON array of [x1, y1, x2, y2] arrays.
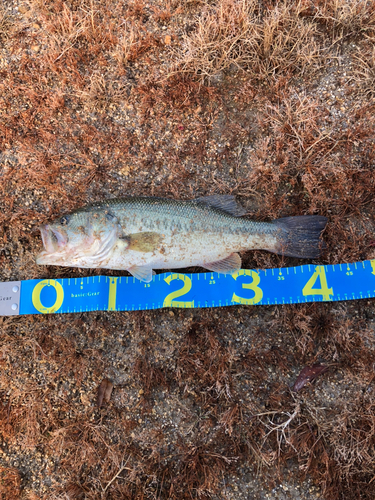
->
[[40, 225, 68, 253], [36, 219, 121, 268]]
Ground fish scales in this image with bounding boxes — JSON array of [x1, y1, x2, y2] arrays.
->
[[89, 197, 261, 231], [36, 195, 327, 282], [99, 199, 275, 256]]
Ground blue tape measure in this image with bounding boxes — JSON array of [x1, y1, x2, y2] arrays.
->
[[1, 260, 375, 316]]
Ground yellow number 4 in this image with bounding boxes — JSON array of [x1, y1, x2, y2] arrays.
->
[[302, 266, 333, 301]]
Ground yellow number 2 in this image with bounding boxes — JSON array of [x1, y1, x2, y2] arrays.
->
[[163, 274, 194, 308], [231, 270, 263, 305], [302, 266, 333, 301]]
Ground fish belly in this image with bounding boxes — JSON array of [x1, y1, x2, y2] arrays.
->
[[102, 231, 244, 271]]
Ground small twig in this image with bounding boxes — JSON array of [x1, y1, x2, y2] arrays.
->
[[103, 458, 131, 493]]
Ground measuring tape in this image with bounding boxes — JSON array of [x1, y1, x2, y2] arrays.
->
[[1, 260, 374, 316]]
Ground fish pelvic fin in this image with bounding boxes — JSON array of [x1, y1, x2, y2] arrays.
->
[[128, 265, 154, 282], [203, 252, 241, 274], [274, 215, 328, 258]]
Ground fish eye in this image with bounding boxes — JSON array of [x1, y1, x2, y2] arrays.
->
[[60, 215, 70, 225]]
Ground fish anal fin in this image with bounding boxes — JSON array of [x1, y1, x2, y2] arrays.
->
[[194, 195, 247, 216], [128, 265, 154, 283], [126, 232, 162, 252], [203, 253, 241, 274]]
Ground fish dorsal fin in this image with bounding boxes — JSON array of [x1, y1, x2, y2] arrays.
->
[[194, 195, 247, 216], [128, 265, 154, 283], [203, 253, 241, 274]]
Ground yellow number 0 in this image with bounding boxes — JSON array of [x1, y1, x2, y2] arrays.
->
[[163, 274, 194, 308], [231, 270, 263, 305], [32, 279, 64, 314], [302, 266, 333, 301]]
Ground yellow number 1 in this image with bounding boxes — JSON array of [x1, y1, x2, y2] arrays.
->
[[302, 266, 333, 301]]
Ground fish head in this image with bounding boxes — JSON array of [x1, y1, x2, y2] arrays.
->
[[36, 209, 123, 267]]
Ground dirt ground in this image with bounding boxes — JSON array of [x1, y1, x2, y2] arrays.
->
[[0, 0, 375, 499]]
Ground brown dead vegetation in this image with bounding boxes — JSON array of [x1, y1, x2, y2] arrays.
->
[[0, 466, 21, 499], [0, 0, 375, 499], [170, 0, 320, 80]]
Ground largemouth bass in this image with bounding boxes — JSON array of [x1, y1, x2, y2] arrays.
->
[[36, 195, 327, 282]]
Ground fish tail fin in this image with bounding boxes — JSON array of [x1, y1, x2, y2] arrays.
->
[[273, 215, 328, 258]]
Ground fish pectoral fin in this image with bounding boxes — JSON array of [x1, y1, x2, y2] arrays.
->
[[127, 232, 162, 252], [194, 195, 247, 216], [203, 253, 242, 274], [128, 265, 154, 283]]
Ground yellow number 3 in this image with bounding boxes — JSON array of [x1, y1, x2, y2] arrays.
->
[[231, 270, 263, 305], [302, 266, 333, 301]]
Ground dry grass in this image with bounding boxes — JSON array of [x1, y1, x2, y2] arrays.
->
[[351, 45, 375, 96], [170, 0, 320, 80], [313, 0, 375, 38], [1, 0, 375, 499], [0, 6, 14, 41], [0, 466, 21, 499]]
